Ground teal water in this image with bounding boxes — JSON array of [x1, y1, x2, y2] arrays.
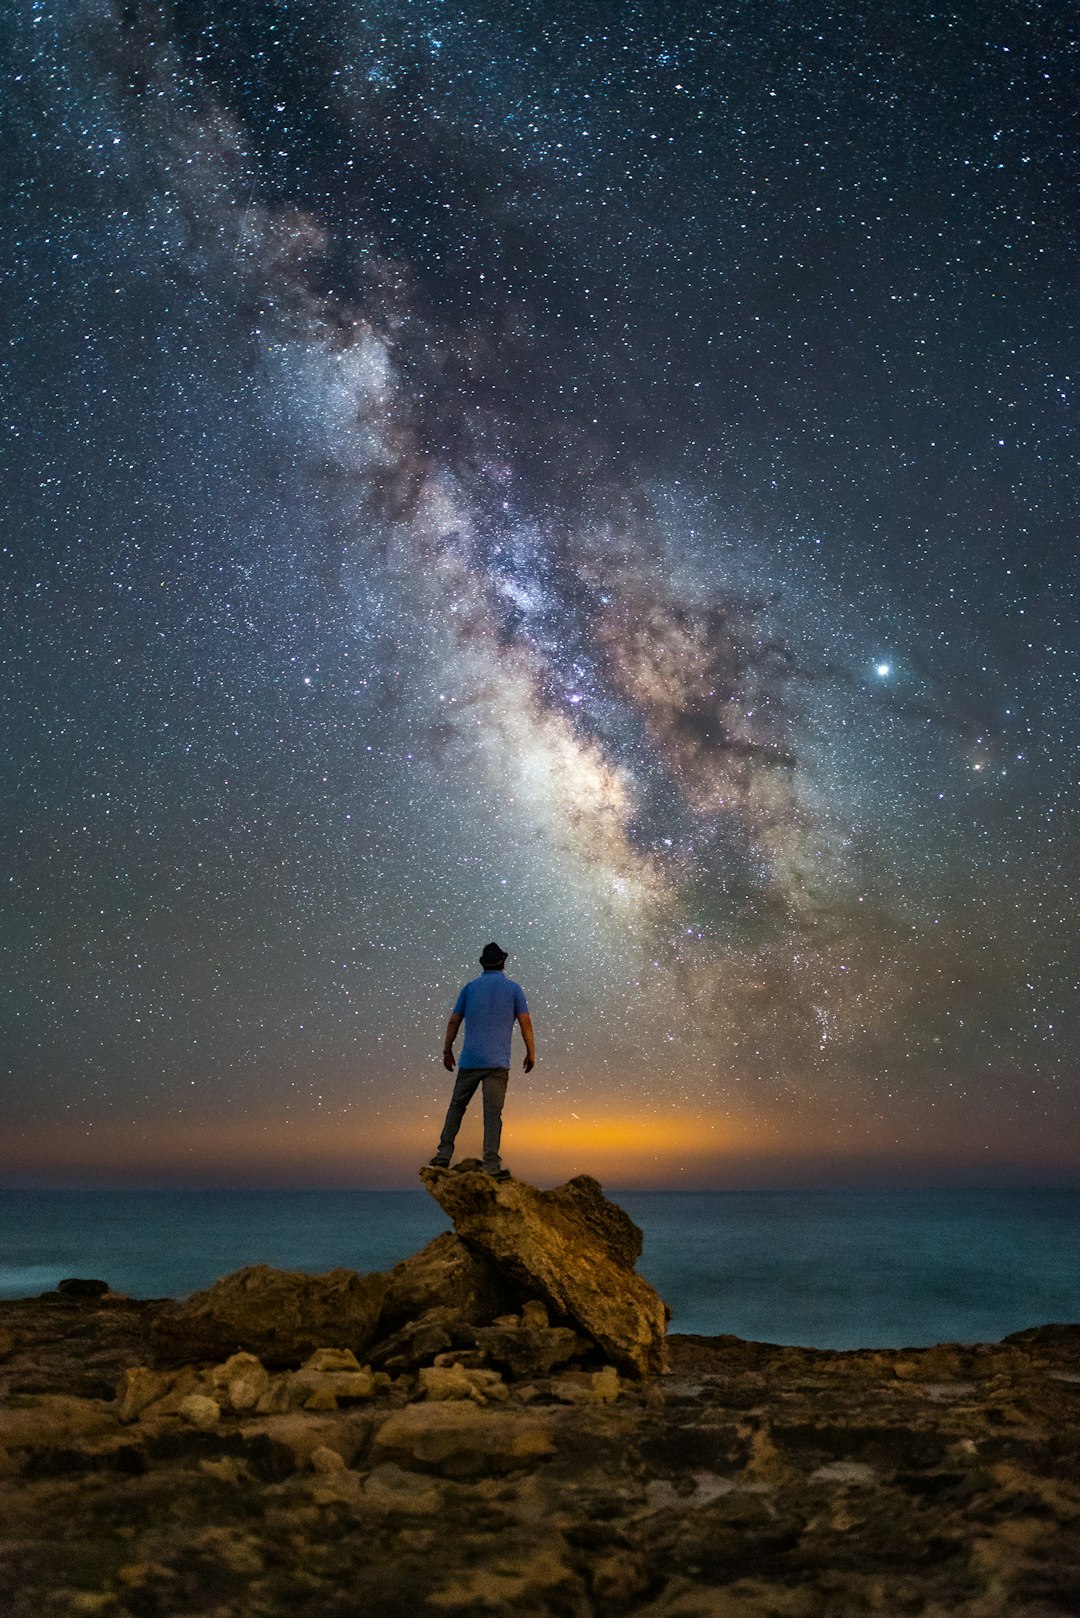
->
[[2, 1188, 1079, 1350]]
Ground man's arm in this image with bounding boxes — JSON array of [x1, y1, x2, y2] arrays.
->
[[517, 1011, 535, 1073], [442, 1012, 463, 1072]]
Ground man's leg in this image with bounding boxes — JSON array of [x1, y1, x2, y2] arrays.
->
[[480, 1067, 509, 1171], [436, 1068, 483, 1162]]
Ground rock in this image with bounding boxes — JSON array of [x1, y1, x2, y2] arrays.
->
[[0, 1394, 116, 1452], [178, 1394, 221, 1430], [248, 1411, 372, 1469], [367, 1305, 470, 1373], [287, 1364, 376, 1410], [301, 1347, 363, 1371], [553, 1366, 620, 1404], [0, 1329, 15, 1361], [473, 1310, 588, 1378], [57, 1279, 110, 1300], [372, 1402, 557, 1476], [419, 1168, 669, 1377], [210, 1351, 272, 1412], [148, 1263, 388, 1368], [116, 1365, 176, 1423], [418, 1363, 509, 1403], [379, 1230, 510, 1332], [309, 1444, 347, 1473]]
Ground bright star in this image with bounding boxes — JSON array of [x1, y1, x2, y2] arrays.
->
[[875, 663, 891, 677]]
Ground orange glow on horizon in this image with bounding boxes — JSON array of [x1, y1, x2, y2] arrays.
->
[[4, 1099, 1078, 1189]]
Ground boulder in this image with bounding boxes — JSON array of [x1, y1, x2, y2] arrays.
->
[[148, 1264, 387, 1369], [57, 1279, 110, 1300], [379, 1231, 510, 1332], [419, 1169, 669, 1377]]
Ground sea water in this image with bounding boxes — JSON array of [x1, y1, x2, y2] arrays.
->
[[2, 1187, 1079, 1350]]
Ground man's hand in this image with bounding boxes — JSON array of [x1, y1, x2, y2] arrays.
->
[[522, 1055, 535, 1072], [442, 1011, 463, 1072], [518, 1012, 535, 1073]]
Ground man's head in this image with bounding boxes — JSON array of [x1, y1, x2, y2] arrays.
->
[[479, 941, 508, 970]]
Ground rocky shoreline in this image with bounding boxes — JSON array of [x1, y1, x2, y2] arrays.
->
[[2, 1169, 1079, 1616]]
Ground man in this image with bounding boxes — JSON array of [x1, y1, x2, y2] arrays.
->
[[429, 942, 535, 1180]]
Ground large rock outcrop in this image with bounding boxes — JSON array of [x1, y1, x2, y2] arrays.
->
[[420, 1168, 669, 1377], [148, 1264, 388, 1368], [378, 1231, 510, 1333]]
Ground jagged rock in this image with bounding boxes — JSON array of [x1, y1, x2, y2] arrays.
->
[[379, 1231, 510, 1333], [116, 1365, 176, 1423], [148, 1263, 387, 1369], [472, 1300, 588, 1378], [372, 1402, 557, 1476], [420, 1169, 669, 1377], [367, 1305, 472, 1373]]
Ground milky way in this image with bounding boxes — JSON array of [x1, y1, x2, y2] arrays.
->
[[2, 0, 1077, 1184]]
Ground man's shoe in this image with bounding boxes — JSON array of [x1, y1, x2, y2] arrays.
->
[[485, 1167, 511, 1182], [428, 1156, 451, 1169]]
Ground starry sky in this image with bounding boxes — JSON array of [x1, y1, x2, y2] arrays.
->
[[3, 0, 1078, 1188]]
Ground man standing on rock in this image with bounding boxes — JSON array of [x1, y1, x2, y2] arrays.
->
[[430, 942, 535, 1181]]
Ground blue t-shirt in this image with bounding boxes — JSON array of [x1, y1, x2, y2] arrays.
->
[[453, 971, 528, 1069]]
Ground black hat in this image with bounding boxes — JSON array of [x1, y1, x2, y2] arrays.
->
[[479, 941, 508, 968]]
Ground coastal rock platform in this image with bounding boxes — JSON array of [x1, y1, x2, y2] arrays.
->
[[2, 1175, 1079, 1616]]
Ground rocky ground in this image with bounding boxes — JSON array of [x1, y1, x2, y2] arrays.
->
[[2, 1171, 1079, 1617]]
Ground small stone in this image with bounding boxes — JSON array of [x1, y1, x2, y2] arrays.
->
[[520, 1300, 549, 1329], [178, 1395, 221, 1430], [211, 1352, 271, 1412], [254, 1378, 291, 1415], [116, 1367, 175, 1424], [302, 1347, 362, 1372], [419, 1364, 508, 1404], [553, 1366, 619, 1404], [288, 1367, 376, 1409], [309, 1444, 347, 1473], [0, 1330, 17, 1361]]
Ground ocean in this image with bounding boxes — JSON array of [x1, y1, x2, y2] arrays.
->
[[2, 1187, 1079, 1351]]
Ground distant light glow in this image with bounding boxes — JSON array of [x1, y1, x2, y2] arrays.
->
[[875, 663, 891, 677]]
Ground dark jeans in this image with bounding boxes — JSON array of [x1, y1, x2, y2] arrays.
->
[[437, 1066, 508, 1170]]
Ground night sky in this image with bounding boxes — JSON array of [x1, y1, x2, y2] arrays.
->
[[3, 0, 1077, 1188]]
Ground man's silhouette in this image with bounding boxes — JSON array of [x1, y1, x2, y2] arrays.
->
[[429, 942, 535, 1180]]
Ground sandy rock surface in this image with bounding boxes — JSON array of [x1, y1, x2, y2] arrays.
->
[[2, 1295, 1080, 1615], [3, 1175, 1079, 1615]]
